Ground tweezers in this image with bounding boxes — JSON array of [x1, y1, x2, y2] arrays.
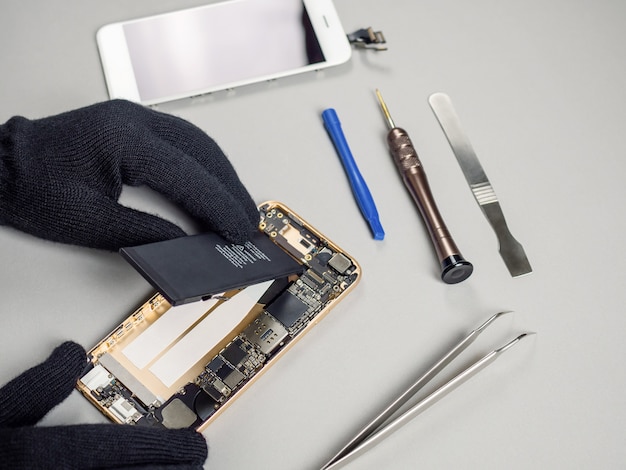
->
[[321, 311, 533, 469]]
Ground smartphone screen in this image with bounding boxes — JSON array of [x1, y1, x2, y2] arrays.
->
[[98, 0, 349, 104]]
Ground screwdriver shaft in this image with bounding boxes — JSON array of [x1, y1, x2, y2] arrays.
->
[[375, 89, 395, 129]]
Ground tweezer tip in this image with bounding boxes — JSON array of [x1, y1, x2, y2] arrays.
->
[[496, 332, 536, 353], [520, 331, 537, 338], [474, 310, 513, 333], [495, 310, 514, 317]]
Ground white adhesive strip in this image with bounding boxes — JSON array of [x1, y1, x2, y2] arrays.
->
[[149, 280, 272, 387], [123, 298, 220, 369]]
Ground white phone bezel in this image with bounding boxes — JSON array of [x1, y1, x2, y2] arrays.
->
[[96, 0, 351, 105]]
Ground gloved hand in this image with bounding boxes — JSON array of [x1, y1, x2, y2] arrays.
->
[[0, 341, 208, 469], [0, 100, 259, 250]]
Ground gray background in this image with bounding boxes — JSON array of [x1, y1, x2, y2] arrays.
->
[[1, 1, 625, 469]]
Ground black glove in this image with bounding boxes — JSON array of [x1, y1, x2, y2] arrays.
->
[[0, 100, 259, 250], [0, 342, 208, 469]]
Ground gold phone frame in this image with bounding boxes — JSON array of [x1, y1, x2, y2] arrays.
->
[[76, 201, 361, 432]]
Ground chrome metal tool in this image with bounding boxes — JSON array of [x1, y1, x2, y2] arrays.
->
[[321, 311, 534, 469], [428, 92, 532, 277]]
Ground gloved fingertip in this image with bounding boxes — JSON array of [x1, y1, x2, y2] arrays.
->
[[218, 225, 256, 246], [0, 341, 89, 427], [101, 205, 188, 250], [50, 341, 88, 378], [153, 428, 208, 466], [104, 425, 209, 467], [178, 429, 209, 464], [52, 341, 87, 361], [215, 201, 260, 246]]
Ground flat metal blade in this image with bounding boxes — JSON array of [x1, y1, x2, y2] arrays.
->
[[428, 92, 532, 277]]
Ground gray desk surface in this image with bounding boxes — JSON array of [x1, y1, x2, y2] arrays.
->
[[2, 1, 625, 469]]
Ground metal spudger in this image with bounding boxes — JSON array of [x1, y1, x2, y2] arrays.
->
[[428, 92, 532, 277], [321, 311, 534, 470], [375, 90, 472, 284]]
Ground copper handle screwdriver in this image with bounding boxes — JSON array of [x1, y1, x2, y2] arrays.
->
[[375, 90, 473, 283]]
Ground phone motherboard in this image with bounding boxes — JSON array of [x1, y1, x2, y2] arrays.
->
[[77, 201, 360, 431]]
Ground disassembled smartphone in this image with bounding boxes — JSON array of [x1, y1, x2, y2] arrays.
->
[[96, 0, 352, 105], [77, 201, 360, 432]]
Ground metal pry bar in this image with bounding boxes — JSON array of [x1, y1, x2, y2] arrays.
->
[[347, 27, 387, 51], [428, 92, 532, 277], [321, 312, 534, 470]]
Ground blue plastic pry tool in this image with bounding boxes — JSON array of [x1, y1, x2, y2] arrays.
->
[[322, 108, 385, 240]]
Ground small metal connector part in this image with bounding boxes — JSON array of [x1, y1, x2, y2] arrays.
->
[[243, 311, 289, 354], [347, 27, 387, 51]]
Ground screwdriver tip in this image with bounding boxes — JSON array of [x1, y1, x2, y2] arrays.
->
[[374, 88, 395, 130]]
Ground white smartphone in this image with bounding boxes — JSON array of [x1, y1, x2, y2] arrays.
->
[[96, 0, 352, 105]]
